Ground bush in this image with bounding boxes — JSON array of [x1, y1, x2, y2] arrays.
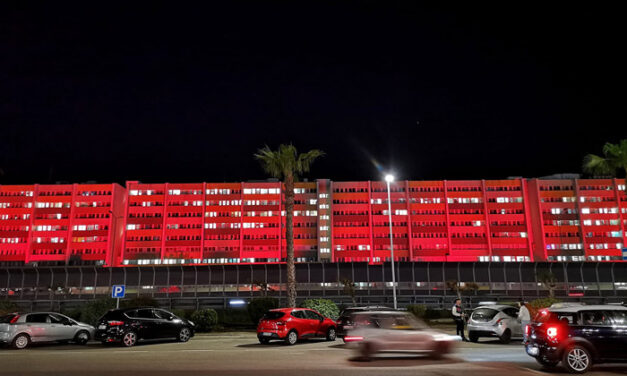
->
[[247, 297, 279, 324], [406, 304, 427, 319], [190, 309, 218, 332], [74, 298, 117, 326], [300, 299, 339, 320], [0, 300, 19, 315], [528, 298, 561, 317]]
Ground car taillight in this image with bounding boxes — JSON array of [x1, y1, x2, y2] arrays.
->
[[10, 315, 20, 324], [546, 326, 558, 339], [525, 324, 531, 336], [276, 321, 286, 326], [108, 321, 124, 326], [495, 318, 504, 326], [343, 336, 364, 342]]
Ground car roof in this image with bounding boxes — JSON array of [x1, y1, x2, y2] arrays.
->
[[549, 305, 627, 313], [475, 305, 516, 310], [271, 308, 315, 312]]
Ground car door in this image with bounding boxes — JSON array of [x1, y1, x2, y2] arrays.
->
[[502, 307, 521, 336], [578, 310, 614, 359], [48, 313, 75, 341], [290, 310, 311, 337], [304, 310, 324, 337], [154, 309, 179, 338], [132, 309, 159, 340], [24, 313, 52, 342]]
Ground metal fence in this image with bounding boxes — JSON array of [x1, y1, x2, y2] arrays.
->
[[1, 262, 626, 311]]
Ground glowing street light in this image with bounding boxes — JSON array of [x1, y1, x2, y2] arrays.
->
[[384, 173, 397, 310]]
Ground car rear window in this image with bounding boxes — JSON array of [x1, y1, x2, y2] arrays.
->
[[472, 308, 499, 321], [0, 314, 18, 323], [263, 311, 285, 320], [534, 310, 578, 324]]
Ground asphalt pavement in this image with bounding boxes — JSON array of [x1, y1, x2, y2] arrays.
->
[[0, 332, 625, 376]]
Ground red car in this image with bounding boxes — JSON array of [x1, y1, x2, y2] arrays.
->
[[257, 308, 337, 345]]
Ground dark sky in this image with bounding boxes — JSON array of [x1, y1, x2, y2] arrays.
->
[[1, 2, 625, 185]]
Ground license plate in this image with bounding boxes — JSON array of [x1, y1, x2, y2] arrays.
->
[[262, 332, 272, 336], [98, 325, 106, 330]]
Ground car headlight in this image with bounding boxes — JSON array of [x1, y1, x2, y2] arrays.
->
[[188, 321, 195, 327]]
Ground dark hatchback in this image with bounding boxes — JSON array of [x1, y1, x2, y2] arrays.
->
[[95, 307, 195, 347], [336, 306, 392, 340], [525, 304, 627, 373]]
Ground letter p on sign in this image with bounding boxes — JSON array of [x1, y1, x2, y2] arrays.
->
[[112, 285, 125, 298]]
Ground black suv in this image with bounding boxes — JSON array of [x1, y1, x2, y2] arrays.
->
[[95, 307, 195, 347], [336, 306, 392, 341], [525, 304, 627, 373]]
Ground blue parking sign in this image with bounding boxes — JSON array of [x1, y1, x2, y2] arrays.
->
[[112, 285, 125, 298]]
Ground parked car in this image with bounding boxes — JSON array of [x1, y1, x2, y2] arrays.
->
[[525, 304, 627, 373], [344, 311, 458, 360], [0, 312, 95, 349], [257, 308, 337, 345], [336, 306, 392, 340], [95, 307, 195, 347], [467, 304, 522, 343]]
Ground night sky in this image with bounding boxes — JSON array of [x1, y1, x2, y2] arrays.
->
[[2, 2, 625, 185]]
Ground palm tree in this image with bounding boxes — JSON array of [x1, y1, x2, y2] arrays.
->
[[583, 139, 627, 191], [254, 144, 325, 307]]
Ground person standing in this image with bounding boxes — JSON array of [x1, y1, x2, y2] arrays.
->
[[518, 301, 531, 342], [452, 298, 467, 341]]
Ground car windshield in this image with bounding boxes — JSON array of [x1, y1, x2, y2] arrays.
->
[[472, 308, 499, 321], [0, 314, 18, 323], [263, 311, 285, 320]]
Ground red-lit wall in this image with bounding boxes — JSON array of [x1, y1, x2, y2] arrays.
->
[[1, 178, 625, 266]]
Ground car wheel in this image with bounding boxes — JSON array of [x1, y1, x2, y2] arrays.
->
[[12, 333, 30, 350], [468, 332, 478, 343], [536, 358, 559, 369], [284, 330, 298, 346], [122, 331, 137, 347], [326, 327, 337, 341], [258, 337, 270, 345], [499, 329, 511, 344], [563, 345, 592, 374], [178, 327, 191, 343], [74, 331, 90, 345]]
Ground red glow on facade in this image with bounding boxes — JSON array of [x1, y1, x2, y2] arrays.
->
[[0, 178, 625, 266]]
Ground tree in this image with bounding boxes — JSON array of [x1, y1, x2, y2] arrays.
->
[[254, 144, 325, 308], [340, 278, 357, 306], [537, 271, 558, 298], [583, 139, 627, 192]]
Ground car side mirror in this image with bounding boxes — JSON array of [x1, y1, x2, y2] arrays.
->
[[168, 315, 174, 321]]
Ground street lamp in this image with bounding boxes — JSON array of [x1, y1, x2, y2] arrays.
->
[[384, 174, 397, 310]]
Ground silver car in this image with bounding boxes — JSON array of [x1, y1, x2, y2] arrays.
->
[[0, 312, 95, 349], [467, 305, 522, 344]]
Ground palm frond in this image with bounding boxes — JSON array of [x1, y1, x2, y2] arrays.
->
[[582, 153, 614, 177], [254, 144, 324, 180]]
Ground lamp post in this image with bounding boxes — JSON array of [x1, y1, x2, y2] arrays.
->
[[385, 174, 398, 310]]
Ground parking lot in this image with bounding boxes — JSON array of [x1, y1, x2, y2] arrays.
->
[[1, 332, 625, 376]]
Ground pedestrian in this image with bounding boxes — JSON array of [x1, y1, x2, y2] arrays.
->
[[452, 298, 467, 341], [518, 300, 531, 343]]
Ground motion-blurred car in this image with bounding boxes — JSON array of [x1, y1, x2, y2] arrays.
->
[[336, 306, 392, 340], [257, 308, 337, 345], [344, 311, 458, 360], [0, 312, 95, 349], [95, 307, 195, 347], [526, 304, 627, 373], [467, 304, 522, 343]]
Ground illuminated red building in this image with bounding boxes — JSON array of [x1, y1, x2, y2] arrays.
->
[[1, 178, 625, 266]]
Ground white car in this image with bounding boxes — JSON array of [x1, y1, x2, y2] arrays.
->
[[0, 312, 95, 349], [344, 311, 459, 360], [467, 305, 522, 343]]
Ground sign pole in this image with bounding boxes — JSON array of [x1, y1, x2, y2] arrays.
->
[[116, 298, 120, 309]]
